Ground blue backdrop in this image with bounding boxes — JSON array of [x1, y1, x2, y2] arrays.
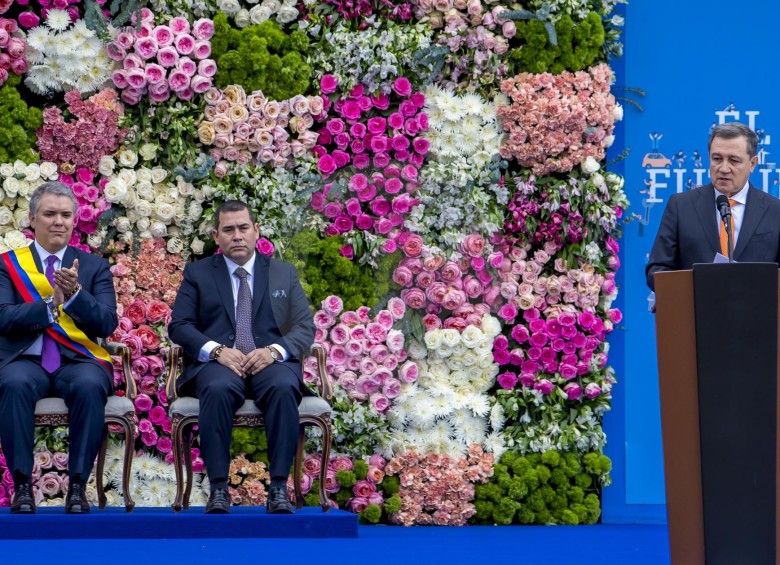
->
[[603, 0, 780, 523]]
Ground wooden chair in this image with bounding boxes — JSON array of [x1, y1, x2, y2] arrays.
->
[[165, 343, 333, 512], [33, 340, 138, 511]]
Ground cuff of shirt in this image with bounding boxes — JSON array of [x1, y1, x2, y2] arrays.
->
[[269, 344, 289, 361], [199, 341, 221, 362], [63, 289, 79, 309]]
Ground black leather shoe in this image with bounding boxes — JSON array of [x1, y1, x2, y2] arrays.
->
[[205, 487, 231, 514], [10, 482, 35, 514], [266, 486, 294, 514], [65, 481, 90, 514]]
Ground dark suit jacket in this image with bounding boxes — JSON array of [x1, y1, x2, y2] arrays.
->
[[0, 244, 118, 376], [646, 184, 780, 290], [168, 252, 315, 391]]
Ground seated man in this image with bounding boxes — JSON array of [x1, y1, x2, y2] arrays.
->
[[0, 181, 118, 514], [168, 200, 315, 514]]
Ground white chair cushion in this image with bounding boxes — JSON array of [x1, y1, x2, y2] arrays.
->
[[34, 395, 135, 417], [169, 397, 331, 418]]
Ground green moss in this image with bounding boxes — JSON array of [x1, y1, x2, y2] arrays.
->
[[1, 75, 43, 164]]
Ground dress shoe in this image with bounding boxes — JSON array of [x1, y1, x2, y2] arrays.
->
[[205, 487, 231, 514], [266, 486, 294, 514], [65, 481, 90, 514], [10, 482, 35, 514]]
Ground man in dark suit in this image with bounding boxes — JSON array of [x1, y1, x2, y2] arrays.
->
[[0, 181, 118, 514], [168, 200, 314, 514], [647, 122, 780, 290]]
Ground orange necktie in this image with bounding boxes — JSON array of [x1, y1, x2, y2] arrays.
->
[[718, 198, 737, 256]]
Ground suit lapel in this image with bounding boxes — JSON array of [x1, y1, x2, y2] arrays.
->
[[693, 185, 720, 257], [213, 255, 236, 327], [734, 187, 768, 260], [30, 243, 44, 273], [253, 252, 268, 318], [61, 246, 76, 269]]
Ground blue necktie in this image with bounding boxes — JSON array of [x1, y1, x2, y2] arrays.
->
[[233, 267, 254, 354], [42, 255, 61, 373]]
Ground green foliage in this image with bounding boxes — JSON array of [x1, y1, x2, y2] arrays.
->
[[383, 493, 401, 514], [507, 13, 605, 75], [380, 475, 400, 496], [0, 75, 43, 164], [211, 12, 312, 99], [360, 504, 383, 524], [283, 229, 397, 312], [472, 449, 608, 525], [84, 0, 142, 38], [229, 428, 268, 463], [353, 459, 369, 480], [335, 469, 357, 488]]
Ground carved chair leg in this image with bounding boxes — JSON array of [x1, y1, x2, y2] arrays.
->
[[183, 426, 195, 510], [171, 419, 185, 512], [96, 427, 109, 510], [320, 420, 332, 512], [294, 425, 305, 509], [120, 417, 136, 512]]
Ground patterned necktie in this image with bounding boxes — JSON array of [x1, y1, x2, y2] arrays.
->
[[233, 267, 254, 354], [42, 255, 61, 373], [719, 198, 737, 256]]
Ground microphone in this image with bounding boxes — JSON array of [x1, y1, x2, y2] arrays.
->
[[716, 194, 732, 220]]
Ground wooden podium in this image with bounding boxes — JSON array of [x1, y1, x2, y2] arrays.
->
[[654, 263, 780, 565]]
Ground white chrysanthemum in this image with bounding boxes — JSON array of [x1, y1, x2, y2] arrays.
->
[[140, 478, 169, 506], [26, 26, 50, 51], [439, 97, 462, 122], [133, 454, 160, 480], [454, 413, 487, 445], [386, 405, 407, 427], [461, 92, 485, 116], [404, 426, 430, 449], [25, 46, 45, 65], [71, 19, 94, 41], [430, 394, 453, 418], [25, 68, 57, 95], [46, 9, 73, 32], [50, 32, 79, 56], [461, 113, 482, 134], [408, 396, 437, 428], [484, 432, 506, 459], [489, 403, 506, 431], [431, 419, 454, 443], [81, 36, 104, 58], [468, 394, 491, 417], [458, 129, 481, 155]]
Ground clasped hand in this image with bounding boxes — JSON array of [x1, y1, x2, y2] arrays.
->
[[52, 259, 79, 306], [217, 346, 274, 378]]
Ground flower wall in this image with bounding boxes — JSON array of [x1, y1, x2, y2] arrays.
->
[[0, 0, 626, 525]]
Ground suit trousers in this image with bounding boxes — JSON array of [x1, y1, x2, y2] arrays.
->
[[194, 361, 302, 482], [0, 356, 110, 479]]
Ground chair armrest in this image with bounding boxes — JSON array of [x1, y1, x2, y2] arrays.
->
[[103, 341, 138, 400], [309, 343, 332, 403], [165, 344, 184, 402]]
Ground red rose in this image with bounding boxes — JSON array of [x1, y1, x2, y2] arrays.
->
[[147, 300, 171, 324], [133, 325, 161, 352], [125, 300, 148, 326]]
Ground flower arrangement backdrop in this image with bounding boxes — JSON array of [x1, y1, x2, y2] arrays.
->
[[0, 0, 626, 525]]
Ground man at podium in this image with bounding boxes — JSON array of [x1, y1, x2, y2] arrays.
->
[[646, 122, 780, 290]]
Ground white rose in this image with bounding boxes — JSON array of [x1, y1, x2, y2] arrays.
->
[[98, 156, 115, 177], [135, 181, 155, 200], [436, 344, 453, 358], [0, 239, 9, 254], [155, 202, 176, 222], [423, 330, 443, 351], [136, 168, 152, 183], [177, 180, 194, 196], [136, 217, 150, 232], [263, 0, 282, 11], [17, 182, 32, 198], [481, 314, 501, 338], [150, 168, 168, 184], [477, 351, 494, 369], [5, 230, 30, 249], [114, 216, 133, 233], [460, 349, 479, 367], [13, 161, 26, 174], [87, 231, 103, 248], [604, 135, 615, 148], [592, 172, 607, 193], [190, 237, 205, 255], [139, 143, 159, 161], [24, 164, 41, 182], [103, 180, 128, 203], [126, 209, 140, 223], [192, 189, 205, 202], [219, 0, 241, 14], [150, 221, 168, 238], [188, 201, 203, 221], [173, 202, 185, 223], [407, 339, 427, 359], [117, 169, 137, 187], [117, 148, 138, 168], [612, 103, 624, 121], [3, 178, 20, 197], [250, 6, 272, 24], [581, 156, 600, 175], [0, 206, 12, 226], [13, 209, 29, 230], [123, 187, 139, 207], [427, 362, 449, 381], [234, 8, 251, 27], [276, 5, 298, 23], [441, 328, 461, 348], [167, 237, 184, 254], [460, 324, 484, 349], [135, 200, 153, 217], [0, 164, 13, 177]]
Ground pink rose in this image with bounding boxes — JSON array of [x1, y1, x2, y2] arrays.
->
[[400, 288, 426, 309], [320, 74, 338, 94], [192, 18, 215, 40], [392, 77, 412, 97], [497, 371, 517, 389], [321, 295, 344, 316], [169, 16, 191, 35]]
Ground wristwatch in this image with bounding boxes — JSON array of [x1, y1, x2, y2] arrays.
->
[[43, 295, 60, 322], [267, 346, 282, 362]]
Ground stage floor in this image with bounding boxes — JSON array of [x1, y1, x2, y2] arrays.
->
[[0, 523, 670, 565]]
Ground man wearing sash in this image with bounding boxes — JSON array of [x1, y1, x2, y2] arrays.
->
[[0, 181, 118, 514]]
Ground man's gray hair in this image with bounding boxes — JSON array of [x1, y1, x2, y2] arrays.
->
[[708, 122, 759, 158], [29, 181, 78, 216]]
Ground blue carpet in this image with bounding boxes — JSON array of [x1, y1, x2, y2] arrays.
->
[[0, 524, 670, 565], [0, 506, 358, 539]]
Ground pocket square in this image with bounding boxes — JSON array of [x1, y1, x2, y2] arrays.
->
[[272, 289, 287, 298]]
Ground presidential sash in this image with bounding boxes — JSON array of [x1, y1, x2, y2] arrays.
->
[[1, 246, 112, 370]]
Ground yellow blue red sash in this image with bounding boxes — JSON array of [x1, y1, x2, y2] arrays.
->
[[1, 246, 112, 370]]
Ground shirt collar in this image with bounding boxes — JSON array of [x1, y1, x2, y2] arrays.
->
[[224, 252, 257, 278], [713, 181, 750, 206], [34, 241, 67, 265]]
